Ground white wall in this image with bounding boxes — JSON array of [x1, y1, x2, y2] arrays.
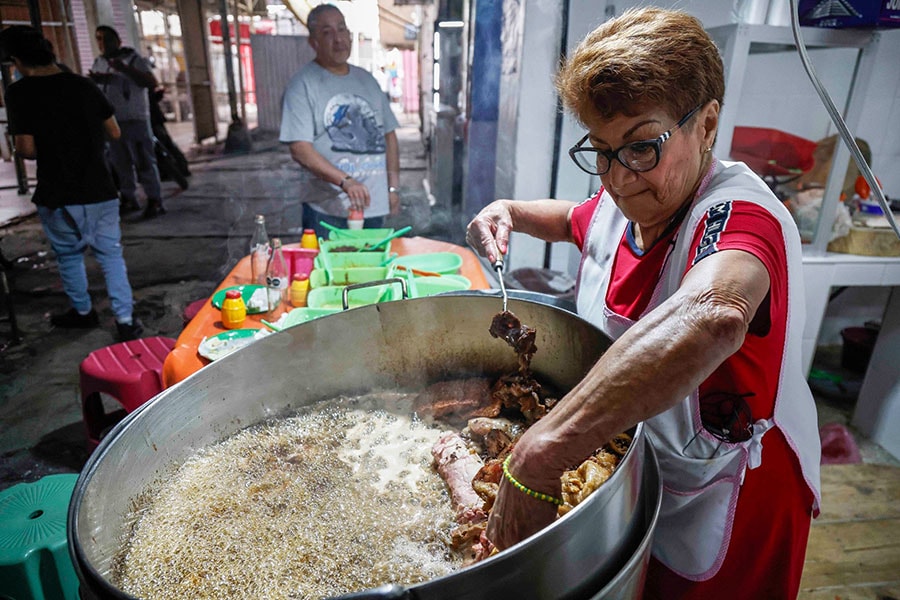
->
[[504, 0, 900, 272]]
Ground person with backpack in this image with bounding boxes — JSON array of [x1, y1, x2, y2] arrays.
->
[[90, 25, 165, 219]]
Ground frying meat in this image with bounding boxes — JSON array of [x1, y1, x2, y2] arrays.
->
[[465, 417, 524, 458], [471, 459, 503, 511], [558, 436, 632, 516], [431, 431, 488, 523], [489, 310, 537, 372], [491, 372, 556, 424], [415, 378, 502, 426], [466, 417, 525, 441]]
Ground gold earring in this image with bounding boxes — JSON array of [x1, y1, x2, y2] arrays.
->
[[703, 147, 712, 154]]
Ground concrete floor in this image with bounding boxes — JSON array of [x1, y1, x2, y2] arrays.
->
[[0, 111, 475, 491], [1, 111, 897, 496]]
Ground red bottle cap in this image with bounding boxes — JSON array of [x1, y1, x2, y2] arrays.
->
[[303, 228, 315, 234], [292, 273, 309, 281], [225, 289, 242, 299]]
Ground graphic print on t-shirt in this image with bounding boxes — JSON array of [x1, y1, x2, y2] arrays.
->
[[694, 200, 733, 265], [323, 93, 386, 154]]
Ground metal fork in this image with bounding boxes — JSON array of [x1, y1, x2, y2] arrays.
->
[[493, 259, 508, 312]]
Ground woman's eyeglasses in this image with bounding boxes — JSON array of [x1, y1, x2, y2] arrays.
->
[[569, 105, 702, 176]]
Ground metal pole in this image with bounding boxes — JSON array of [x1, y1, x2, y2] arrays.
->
[[232, 0, 246, 121], [26, 0, 41, 28], [163, 8, 181, 122], [217, 0, 252, 153], [216, 0, 239, 123]]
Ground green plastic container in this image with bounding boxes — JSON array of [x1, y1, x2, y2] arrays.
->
[[393, 252, 462, 275], [281, 307, 340, 329], [306, 283, 399, 309], [319, 239, 392, 260], [409, 275, 471, 298], [309, 266, 391, 288], [315, 252, 391, 270], [327, 227, 394, 241]]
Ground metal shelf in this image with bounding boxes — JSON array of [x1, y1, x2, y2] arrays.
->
[[707, 23, 880, 254]]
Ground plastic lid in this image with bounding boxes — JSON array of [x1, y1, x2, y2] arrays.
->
[[225, 289, 242, 299], [303, 228, 315, 234], [292, 273, 309, 281]]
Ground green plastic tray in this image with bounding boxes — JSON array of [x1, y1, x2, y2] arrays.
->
[[306, 283, 400, 309], [409, 275, 471, 298], [309, 266, 391, 288], [319, 239, 392, 260], [327, 227, 395, 241], [315, 251, 391, 270], [393, 252, 462, 275], [281, 307, 341, 329]]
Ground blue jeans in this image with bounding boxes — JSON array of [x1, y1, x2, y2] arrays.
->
[[301, 203, 385, 241], [37, 200, 134, 322]]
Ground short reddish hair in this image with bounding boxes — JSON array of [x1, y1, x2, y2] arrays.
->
[[556, 8, 724, 126]]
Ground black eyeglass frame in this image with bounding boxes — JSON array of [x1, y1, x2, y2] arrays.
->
[[568, 104, 703, 176]]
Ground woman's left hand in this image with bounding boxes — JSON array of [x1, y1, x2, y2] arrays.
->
[[487, 475, 559, 551]]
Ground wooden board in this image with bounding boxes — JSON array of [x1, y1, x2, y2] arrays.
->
[[799, 464, 900, 598], [828, 225, 900, 257]]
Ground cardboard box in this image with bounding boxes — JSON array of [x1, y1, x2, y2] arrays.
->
[[799, 0, 900, 28]]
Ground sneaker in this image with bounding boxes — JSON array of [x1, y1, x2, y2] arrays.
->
[[143, 199, 166, 219], [50, 308, 99, 329], [116, 318, 144, 342]]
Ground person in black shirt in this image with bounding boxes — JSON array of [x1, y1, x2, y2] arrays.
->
[[0, 25, 143, 341]]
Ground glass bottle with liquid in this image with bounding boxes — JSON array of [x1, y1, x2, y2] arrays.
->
[[250, 214, 270, 286], [266, 238, 289, 311]]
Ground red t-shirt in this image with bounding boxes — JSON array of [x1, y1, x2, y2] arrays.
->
[[571, 191, 813, 598]]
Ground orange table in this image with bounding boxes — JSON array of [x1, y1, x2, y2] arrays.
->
[[162, 236, 490, 387]]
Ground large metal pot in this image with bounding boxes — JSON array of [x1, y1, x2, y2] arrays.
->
[[69, 294, 660, 600]]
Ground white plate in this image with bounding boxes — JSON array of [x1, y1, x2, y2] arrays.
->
[[198, 329, 268, 361]]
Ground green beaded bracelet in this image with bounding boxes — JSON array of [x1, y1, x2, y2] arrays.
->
[[502, 454, 564, 506]]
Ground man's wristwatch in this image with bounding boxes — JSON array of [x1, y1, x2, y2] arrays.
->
[[339, 174, 353, 189], [388, 186, 400, 194]]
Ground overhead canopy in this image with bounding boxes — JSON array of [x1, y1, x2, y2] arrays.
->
[[378, 0, 418, 50], [282, 0, 315, 26]]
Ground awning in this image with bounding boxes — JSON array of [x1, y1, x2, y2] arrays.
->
[[378, 0, 418, 50]]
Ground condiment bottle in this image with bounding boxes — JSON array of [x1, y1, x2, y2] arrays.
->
[[221, 289, 247, 329], [347, 208, 364, 230], [250, 214, 270, 286], [290, 273, 310, 307], [300, 228, 319, 250], [266, 238, 290, 311]]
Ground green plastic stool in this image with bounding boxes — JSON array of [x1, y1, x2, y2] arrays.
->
[[0, 473, 80, 600]]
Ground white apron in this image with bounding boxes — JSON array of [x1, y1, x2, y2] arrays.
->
[[575, 160, 821, 580]]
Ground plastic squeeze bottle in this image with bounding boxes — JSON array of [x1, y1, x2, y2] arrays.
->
[[300, 228, 319, 249], [290, 273, 310, 307], [221, 289, 247, 329], [348, 208, 364, 230]]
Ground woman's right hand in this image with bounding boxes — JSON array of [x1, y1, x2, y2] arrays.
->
[[466, 200, 514, 265]]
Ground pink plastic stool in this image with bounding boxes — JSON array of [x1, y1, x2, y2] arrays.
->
[[182, 297, 208, 326], [79, 337, 175, 450]]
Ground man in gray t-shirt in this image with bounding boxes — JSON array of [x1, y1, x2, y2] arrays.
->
[[279, 4, 400, 238]]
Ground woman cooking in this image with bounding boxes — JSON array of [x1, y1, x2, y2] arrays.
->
[[466, 8, 820, 599]]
